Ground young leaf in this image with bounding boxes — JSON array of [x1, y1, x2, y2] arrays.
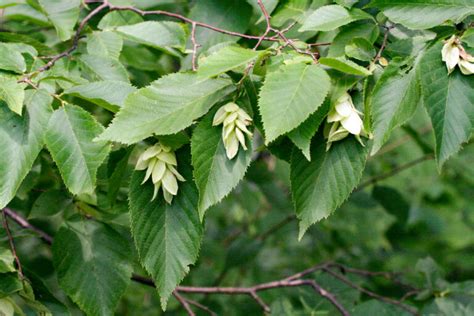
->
[[129, 153, 203, 309], [0, 43, 26, 73], [198, 46, 264, 78], [38, 0, 80, 41], [291, 135, 368, 239], [45, 104, 111, 195], [258, 63, 330, 144], [369, 0, 474, 30], [0, 75, 26, 115], [299, 5, 373, 32], [87, 31, 123, 60], [97, 73, 235, 144], [371, 66, 420, 155], [345, 38, 376, 62], [319, 57, 372, 76], [115, 21, 187, 53], [0, 90, 52, 209], [191, 110, 253, 219], [64, 81, 136, 113], [419, 42, 474, 168], [52, 217, 132, 316]]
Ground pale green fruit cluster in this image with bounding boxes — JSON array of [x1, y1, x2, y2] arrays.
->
[[213, 102, 253, 159], [135, 143, 185, 204], [442, 35, 474, 75], [324, 93, 367, 151]]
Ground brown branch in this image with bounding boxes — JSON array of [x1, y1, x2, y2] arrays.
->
[[19, 0, 110, 83], [190, 22, 200, 71], [375, 25, 394, 62], [173, 291, 195, 316], [2, 209, 24, 278], [254, 0, 273, 50], [181, 297, 217, 316], [4, 208, 422, 315], [3, 208, 53, 245], [356, 154, 434, 191], [323, 268, 418, 315]]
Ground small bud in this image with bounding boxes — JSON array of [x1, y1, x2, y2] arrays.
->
[[213, 103, 253, 159], [378, 57, 389, 67], [135, 143, 185, 204]]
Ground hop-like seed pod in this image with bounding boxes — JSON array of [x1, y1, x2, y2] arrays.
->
[[441, 35, 474, 75], [213, 102, 253, 159], [135, 143, 185, 204], [325, 93, 367, 151]]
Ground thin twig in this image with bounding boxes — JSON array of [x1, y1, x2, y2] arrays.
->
[[3, 208, 53, 245], [254, 0, 273, 50], [190, 22, 200, 71], [19, 0, 110, 82], [2, 209, 24, 278], [173, 291, 195, 316], [323, 268, 418, 315], [375, 25, 394, 62], [180, 297, 217, 316], [4, 208, 422, 315], [356, 154, 434, 191]]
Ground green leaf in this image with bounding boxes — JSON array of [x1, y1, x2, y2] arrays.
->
[[370, 66, 420, 155], [38, 0, 80, 41], [97, 73, 235, 144], [0, 247, 15, 273], [370, 0, 474, 29], [0, 42, 26, 73], [258, 63, 330, 144], [98, 10, 143, 30], [87, 31, 123, 60], [0, 75, 25, 115], [291, 135, 368, 239], [191, 109, 253, 219], [52, 216, 132, 316], [64, 81, 136, 113], [79, 54, 130, 83], [345, 38, 376, 62], [299, 5, 373, 32], [115, 21, 187, 53], [352, 300, 411, 316], [45, 104, 111, 195], [198, 46, 263, 78], [0, 90, 52, 209], [319, 57, 372, 76], [29, 190, 72, 219], [0, 273, 23, 296], [129, 153, 203, 309], [189, 0, 252, 51], [329, 23, 379, 57], [288, 101, 329, 161], [419, 42, 474, 168]]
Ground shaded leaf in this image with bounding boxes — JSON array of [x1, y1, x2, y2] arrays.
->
[[52, 217, 132, 316]]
